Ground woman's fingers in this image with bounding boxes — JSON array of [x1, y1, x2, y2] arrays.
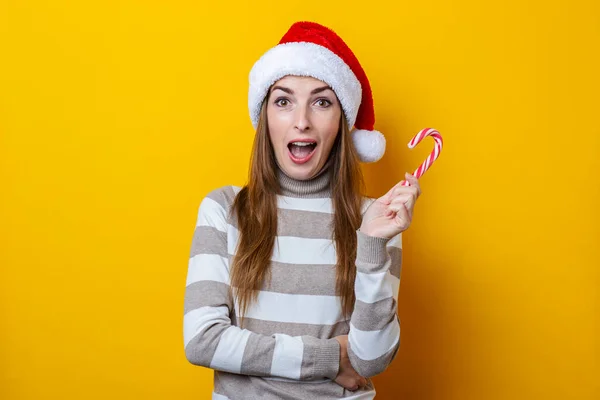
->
[[391, 182, 419, 200], [381, 173, 422, 204], [350, 377, 368, 392], [382, 181, 403, 203], [404, 172, 422, 196], [389, 194, 414, 215], [388, 198, 411, 223]]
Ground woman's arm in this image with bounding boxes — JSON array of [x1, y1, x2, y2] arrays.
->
[[345, 175, 419, 378], [345, 229, 402, 378], [183, 190, 340, 381]]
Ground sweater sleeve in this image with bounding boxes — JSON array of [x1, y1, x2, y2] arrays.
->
[[346, 229, 403, 378], [183, 189, 340, 381]]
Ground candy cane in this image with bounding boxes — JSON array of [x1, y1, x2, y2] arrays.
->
[[401, 128, 443, 186]]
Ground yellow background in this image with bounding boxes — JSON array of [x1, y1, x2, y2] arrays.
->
[[1, 1, 598, 399]]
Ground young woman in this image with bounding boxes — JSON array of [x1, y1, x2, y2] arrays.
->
[[183, 21, 421, 400]]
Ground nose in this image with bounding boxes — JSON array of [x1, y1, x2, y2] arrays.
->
[[294, 104, 312, 132]]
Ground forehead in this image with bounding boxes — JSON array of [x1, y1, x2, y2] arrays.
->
[[271, 75, 330, 91]]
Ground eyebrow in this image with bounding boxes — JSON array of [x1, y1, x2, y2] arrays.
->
[[270, 85, 333, 95]]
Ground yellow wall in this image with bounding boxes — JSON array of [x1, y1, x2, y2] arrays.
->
[[1, 1, 598, 399]]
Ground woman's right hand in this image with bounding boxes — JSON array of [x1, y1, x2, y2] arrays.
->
[[334, 335, 367, 391]]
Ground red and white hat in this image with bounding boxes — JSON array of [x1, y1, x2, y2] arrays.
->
[[248, 21, 386, 163]]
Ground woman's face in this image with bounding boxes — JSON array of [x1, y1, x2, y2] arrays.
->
[[266, 75, 342, 180]]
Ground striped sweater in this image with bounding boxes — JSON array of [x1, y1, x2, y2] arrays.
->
[[183, 160, 402, 400]]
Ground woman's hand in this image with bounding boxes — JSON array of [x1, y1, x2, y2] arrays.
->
[[360, 172, 422, 238], [334, 335, 367, 391]]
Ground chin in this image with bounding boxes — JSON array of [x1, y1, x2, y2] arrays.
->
[[285, 167, 315, 180], [283, 159, 321, 180]]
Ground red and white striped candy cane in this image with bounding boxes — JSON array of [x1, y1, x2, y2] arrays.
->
[[401, 128, 443, 186]]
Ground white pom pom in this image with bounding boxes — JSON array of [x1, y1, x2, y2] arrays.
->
[[350, 129, 386, 163]]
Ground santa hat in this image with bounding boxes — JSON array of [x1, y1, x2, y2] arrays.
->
[[248, 21, 386, 163]]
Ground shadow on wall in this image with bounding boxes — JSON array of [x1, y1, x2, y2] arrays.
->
[[362, 129, 477, 399]]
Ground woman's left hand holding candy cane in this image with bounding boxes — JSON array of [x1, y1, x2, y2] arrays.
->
[[360, 173, 422, 238], [360, 128, 443, 238]]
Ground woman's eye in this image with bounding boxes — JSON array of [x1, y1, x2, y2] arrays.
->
[[275, 98, 289, 107], [316, 99, 332, 107]]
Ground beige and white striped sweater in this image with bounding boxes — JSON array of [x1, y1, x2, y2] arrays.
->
[[183, 161, 402, 400]]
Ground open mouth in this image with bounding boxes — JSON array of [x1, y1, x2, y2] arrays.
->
[[287, 140, 317, 164]]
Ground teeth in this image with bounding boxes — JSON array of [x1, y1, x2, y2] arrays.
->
[[291, 142, 315, 146]]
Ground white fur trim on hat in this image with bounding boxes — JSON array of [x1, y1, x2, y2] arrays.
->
[[351, 129, 386, 163], [248, 42, 362, 129]]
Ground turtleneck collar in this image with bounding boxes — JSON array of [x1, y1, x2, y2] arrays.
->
[[276, 156, 334, 198]]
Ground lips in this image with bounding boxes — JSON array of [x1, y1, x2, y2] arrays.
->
[[287, 139, 318, 164]]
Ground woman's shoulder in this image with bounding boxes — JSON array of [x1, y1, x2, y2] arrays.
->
[[199, 184, 243, 213]]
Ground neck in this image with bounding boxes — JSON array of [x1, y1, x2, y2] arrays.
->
[[276, 157, 333, 198]]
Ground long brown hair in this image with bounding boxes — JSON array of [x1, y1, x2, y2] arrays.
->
[[229, 95, 366, 328]]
